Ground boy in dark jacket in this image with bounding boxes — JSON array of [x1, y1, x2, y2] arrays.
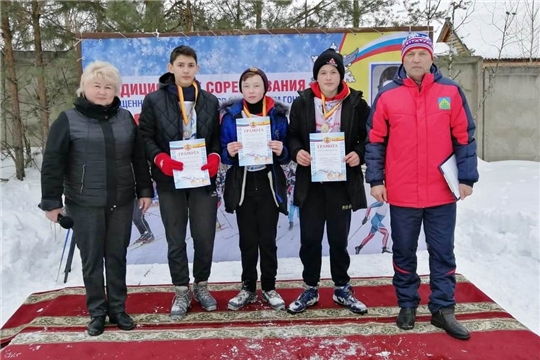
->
[[287, 49, 370, 315], [138, 45, 221, 320], [221, 68, 290, 311]]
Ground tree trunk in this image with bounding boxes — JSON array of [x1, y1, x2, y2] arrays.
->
[[1, 2, 25, 180], [185, 0, 193, 31], [254, 0, 263, 29], [304, 0, 308, 27], [352, 0, 359, 27], [236, 0, 241, 27], [32, 0, 50, 152]]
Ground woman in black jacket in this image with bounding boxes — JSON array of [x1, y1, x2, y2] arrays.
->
[[40, 61, 153, 336], [286, 49, 370, 314]]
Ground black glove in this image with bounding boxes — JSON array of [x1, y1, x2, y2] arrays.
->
[[362, 217, 368, 225]]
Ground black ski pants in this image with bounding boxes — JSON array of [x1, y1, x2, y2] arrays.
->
[[299, 182, 352, 287]]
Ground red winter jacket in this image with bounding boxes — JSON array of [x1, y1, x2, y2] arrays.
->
[[365, 65, 479, 208]]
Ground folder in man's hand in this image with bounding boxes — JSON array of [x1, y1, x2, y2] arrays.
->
[[439, 154, 460, 200]]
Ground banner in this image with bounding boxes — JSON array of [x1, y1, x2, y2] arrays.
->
[[80, 30, 427, 264]]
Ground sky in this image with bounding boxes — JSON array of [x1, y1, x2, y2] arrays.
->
[[448, 0, 539, 58], [1, 156, 539, 337], [402, 0, 539, 58]]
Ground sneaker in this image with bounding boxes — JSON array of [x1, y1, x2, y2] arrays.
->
[[382, 246, 392, 254], [431, 306, 471, 340], [288, 221, 294, 230], [193, 281, 217, 311], [109, 311, 136, 331], [135, 231, 154, 244], [171, 286, 192, 320], [87, 315, 106, 336], [396, 307, 416, 330], [262, 290, 286, 310], [287, 284, 319, 314], [333, 284, 368, 314], [228, 287, 257, 310], [355, 244, 364, 254]]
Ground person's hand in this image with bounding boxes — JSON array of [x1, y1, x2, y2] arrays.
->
[[344, 152, 360, 167], [296, 150, 312, 166], [227, 142, 243, 157], [138, 197, 152, 214], [459, 184, 473, 200], [155, 153, 183, 177], [370, 185, 387, 202], [45, 208, 64, 223], [201, 153, 220, 178], [268, 140, 284, 156], [362, 217, 368, 225]]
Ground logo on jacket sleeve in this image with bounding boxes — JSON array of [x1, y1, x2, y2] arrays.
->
[[438, 97, 451, 110]]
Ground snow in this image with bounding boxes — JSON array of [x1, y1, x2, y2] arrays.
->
[[1, 156, 539, 337]]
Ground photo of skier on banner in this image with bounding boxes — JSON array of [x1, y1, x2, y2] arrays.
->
[[131, 198, 155, 245], [286, 163, 299, 230], [354, 201, 392, 254]]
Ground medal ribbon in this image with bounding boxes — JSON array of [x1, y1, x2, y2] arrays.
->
[[321, 93, 344, 121], [177, 81, 199, 126], [242, 100, 267, 118]]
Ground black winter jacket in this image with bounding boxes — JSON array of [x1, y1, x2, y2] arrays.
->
[[40, 97, 153, 210], [138, 73, 221, 192], [287, 88, 370, 211]]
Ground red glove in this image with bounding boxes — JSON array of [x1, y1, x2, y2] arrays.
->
[[155, 153, 184, 177], [201, 153, 220, 178]]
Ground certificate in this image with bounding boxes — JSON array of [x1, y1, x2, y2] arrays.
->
[[439, 153, 460, 200], [236, 117, 273, 167], [309, 132, 346, 182], [169, 139, 210, 189]]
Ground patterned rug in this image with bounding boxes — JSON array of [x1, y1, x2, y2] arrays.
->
[[2, 275, 539, 359]]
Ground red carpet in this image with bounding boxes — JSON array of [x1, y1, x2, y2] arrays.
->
[[2, 275, 539, 359]]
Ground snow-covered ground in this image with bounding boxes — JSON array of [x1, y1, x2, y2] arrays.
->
[[1, 157, 539, 336]]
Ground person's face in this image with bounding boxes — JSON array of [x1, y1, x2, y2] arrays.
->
[[83, 78, 116, 106], [403, 49, 432, 82], [167, 55, 199, 87], [317, 64, 341, 96], [241, 75, 265, 104]]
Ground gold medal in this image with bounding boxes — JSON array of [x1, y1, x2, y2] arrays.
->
[[183, 131, 190, 139], [321, 123, 329, 133]]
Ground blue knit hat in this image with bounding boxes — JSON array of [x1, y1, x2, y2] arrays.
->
[[401, 33, 434, 61]]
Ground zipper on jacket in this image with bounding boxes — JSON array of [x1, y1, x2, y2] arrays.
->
[[79, 164, 86, 194]]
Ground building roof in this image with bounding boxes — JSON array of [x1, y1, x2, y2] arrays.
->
[[436, 17, 471, 55]]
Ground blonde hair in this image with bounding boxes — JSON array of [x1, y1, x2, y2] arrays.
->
[[76, 61, 122, 97]]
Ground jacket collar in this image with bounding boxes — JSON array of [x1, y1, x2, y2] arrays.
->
[[220, 96, 289, 117], [74, 96, 120, 120], [394, 64, 442, 87], [309, 81, 351, 101]]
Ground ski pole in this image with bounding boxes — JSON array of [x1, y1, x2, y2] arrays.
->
[[56, 228, 71, 282]]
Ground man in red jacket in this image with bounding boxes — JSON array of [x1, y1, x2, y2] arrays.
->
[[365, 33, 479, 340]]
